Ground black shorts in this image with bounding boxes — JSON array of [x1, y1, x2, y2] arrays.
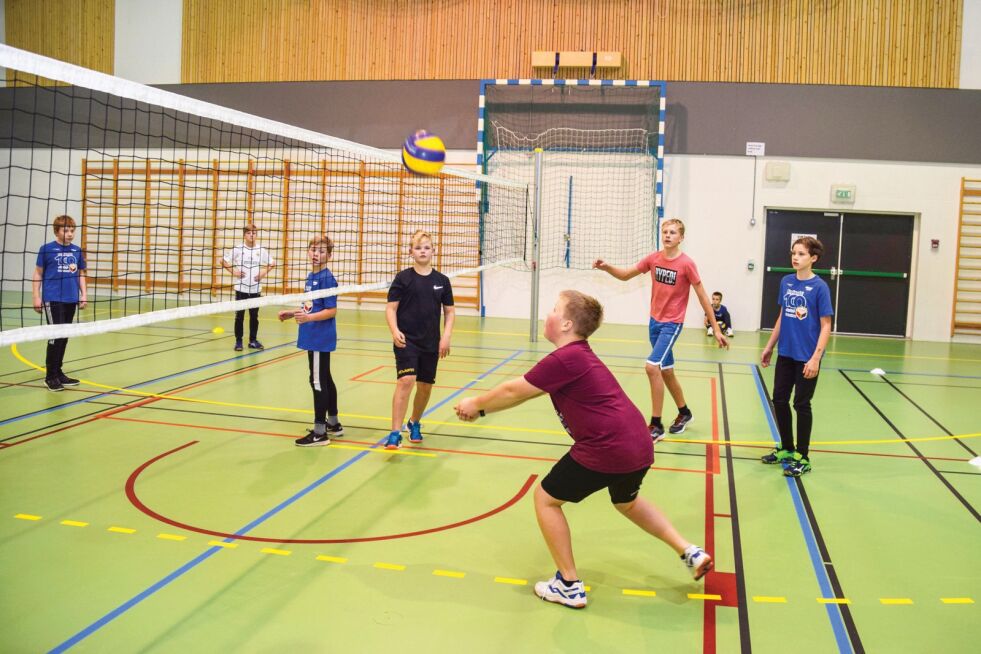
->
[[393, 344, 439, 384], [541, 452, 650, 504]]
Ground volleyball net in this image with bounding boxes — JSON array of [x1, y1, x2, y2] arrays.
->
[[0, 45, 528, 347]]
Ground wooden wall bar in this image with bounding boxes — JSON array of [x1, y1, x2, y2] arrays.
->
[[181, 0, 963, 88], [4, 0, 114, 76]]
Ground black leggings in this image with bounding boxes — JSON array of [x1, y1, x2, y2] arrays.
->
[[44, 301, 76, 380], [234, 291, 260, 341], [772, 355, 819, 457], [308, 350, 338, 423]]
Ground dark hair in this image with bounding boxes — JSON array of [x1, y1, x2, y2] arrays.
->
[[559, 290, 603, 338], [792, 236, 824, 261], [712, 291, 722, 299]]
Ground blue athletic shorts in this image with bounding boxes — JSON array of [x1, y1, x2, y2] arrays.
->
[[647, 317, 683, 370]]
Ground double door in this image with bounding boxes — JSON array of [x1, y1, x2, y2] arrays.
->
[[761, 209, 915, 336]]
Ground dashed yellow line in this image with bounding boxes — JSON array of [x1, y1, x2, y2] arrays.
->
[[941, 597, 974, 604], [60, 520, 88, 527], [818, 598, 851, 604], [880, 598, 913, 605], [208, 540, 237, 549], [157, 533, 187, 542], [494, 577, 527, 586], [316, 554, 347, 564], [108, 526, 136, 534], [260, 547, 291, 556], [753, 596, 787, 603], [689, 593, 722, 601], [374, 562, 406, 571], [14, 513, 42, 521], [623, 589, 657, 598], [433, 569, 466, 579]]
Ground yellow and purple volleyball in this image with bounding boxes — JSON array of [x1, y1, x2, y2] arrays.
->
[[402, 130, 446, 176]]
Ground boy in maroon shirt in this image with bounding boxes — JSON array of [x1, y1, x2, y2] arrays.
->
[[455, 290, 712, 609]]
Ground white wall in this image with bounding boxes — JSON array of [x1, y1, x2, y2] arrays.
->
[[114, 0, 182, 84], [481, 154, 981, 342], [962, 0, 981, 89]]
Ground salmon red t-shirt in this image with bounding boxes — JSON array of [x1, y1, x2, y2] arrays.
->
[[523, 340, 654, 474], [636, 251, 701, 323]]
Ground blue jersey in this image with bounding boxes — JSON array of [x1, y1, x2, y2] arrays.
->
[[296, 267, 338, 352], [36, 240, 86, 303], [777, 274, 833, 362]]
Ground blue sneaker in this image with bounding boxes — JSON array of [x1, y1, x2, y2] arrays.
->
[[384, 430, 402, 450], [407, 420, 423, 443]]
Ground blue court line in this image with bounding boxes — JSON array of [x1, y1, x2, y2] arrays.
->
[[750, 364, 853, 654], [47, 348, 525, 652]]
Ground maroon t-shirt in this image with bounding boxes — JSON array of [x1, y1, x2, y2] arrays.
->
[[524, 340, 654, 474]]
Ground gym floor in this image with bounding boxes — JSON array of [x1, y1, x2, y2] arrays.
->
[[1, 308, 978, 653]]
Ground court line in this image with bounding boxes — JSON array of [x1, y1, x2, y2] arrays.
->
[[752, 365, 861, 654], [839, 371, 979, 522], [48, 347, 528, 650], [875, 375, 977, 457]]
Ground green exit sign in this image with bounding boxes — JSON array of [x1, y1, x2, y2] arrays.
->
[[831, 184, 856, 203]]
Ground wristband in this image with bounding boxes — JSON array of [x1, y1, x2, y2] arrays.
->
[[478, 410, 485, 417]]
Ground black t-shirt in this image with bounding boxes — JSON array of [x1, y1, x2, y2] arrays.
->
[[387, 267, 454, 351]]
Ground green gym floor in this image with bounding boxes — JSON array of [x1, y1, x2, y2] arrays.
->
[[1, 309, 978, 653]]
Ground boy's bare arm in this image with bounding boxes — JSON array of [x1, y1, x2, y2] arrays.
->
[[386, 301, 406, 347], [761, 313, 782, 367], [439, 305, 456, 358], [592, 258, 642, 281], [32, 266, 43, 312], [78, 272, 87, 309], [455, 377, 543, 420], [803, 315, 832, 378]]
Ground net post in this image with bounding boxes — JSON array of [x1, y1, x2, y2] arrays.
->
[[530, 148, 544, 343]]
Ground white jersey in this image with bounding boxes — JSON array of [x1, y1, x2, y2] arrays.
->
[[223, 244, 274, 294]]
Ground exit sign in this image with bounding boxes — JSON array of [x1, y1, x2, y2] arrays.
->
[[831, 184, 856, 203]]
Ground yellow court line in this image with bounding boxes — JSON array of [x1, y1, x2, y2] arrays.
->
[[433, 569, 466, 578], [157, 533, 187, 541], [753, 596, 787, 603], [332, 443, 436, 457], [670, 432, 981, 446], [940, 597, 974, 604], [494, 577, 527, 586], [316, 555, 347, 564], [108, 526, 136, 534], [208, 540, 238, 549], [260, 548, 291, 556], [374, 562, 406, 571], [14, 513, 42, 521], [688, 593, 722, 601], [623, 589, 657, 598], [60, 520, 88, 527], [880, 598, 914, 605], [817, 598, 851, 604]]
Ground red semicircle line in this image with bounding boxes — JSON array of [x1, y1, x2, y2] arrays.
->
[[126, 441, 538, 544]]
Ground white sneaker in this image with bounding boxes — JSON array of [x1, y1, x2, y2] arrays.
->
[[534, 572, 587, 608], [682, 545, 713, 581], [706, 327, 713, 336], [725, 328, 733, 337]]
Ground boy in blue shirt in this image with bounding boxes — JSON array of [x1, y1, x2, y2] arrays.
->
[[760, 236, 833, 477], [705, 291, 734, 337], [32, 215, 87, 392], [278, 235, 343, 446]]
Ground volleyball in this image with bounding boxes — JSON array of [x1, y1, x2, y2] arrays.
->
[[212, 326, 224, 334], [401, 130, 446, 176]]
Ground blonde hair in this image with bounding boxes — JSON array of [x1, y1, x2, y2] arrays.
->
[[409, 229, 432, 248], [661, 218, 685, 236], [52, 215, 76, 233], [308, 234, 334, 256], [559, 290, 604, 338], [243, 223, 258, 233]]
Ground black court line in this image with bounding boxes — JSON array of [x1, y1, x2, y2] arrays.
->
[[757, 368, 865, 654], [718, 363, 751, 653], [876, 375, 977, 457], [839, 370, 980, 522], [938, 469, 981, 476]]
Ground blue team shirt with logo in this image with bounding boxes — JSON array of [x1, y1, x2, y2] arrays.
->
[[36, 241, 86, 303], [296, 268, 338, 352], [777, 274, 833, 362]]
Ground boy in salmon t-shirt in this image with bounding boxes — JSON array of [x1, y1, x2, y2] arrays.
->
[[594, 219, 728, 441]]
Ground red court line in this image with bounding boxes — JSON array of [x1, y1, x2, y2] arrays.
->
[[703, 376, 720, 654], [350, 365, 385, 381], [125, 440, 539, 543]]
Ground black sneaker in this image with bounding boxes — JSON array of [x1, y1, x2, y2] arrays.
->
[[668, 413, 694, 434], [325, 423, 344, 437], [234, 340, 243, 352], [295, 431, 330, 447], [248, 340, 264, 350], [784, 454, 812, 477], [58, 374, 80, 386], [649, 420, 666, 444], [44, 378, 64, 392]]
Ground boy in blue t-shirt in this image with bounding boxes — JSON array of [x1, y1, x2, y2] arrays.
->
[[760, 236, 833, 477], [278, 235, 342, 446], [32, 215, 87, 392], [705, 291, 734, 337]]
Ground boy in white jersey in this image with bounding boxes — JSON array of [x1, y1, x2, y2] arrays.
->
[[222, 224, 275, 351]]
